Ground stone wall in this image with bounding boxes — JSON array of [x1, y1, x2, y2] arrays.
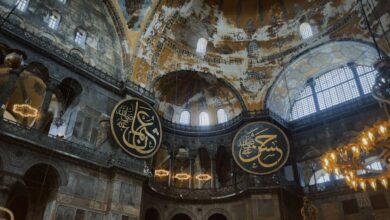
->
[[141, 190, 281, 220], [0, 141, 144, 220], [0, 0, 125, 79]]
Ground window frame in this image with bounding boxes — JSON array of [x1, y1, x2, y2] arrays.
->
[[216, 109, 228, 124], [299, 22, 313, 39], [16, 0, 30, 12], [74, 29, 87, 47], [196, 38, 207, 56], [179, 110, 191, 125], [48, 12, 61, 30], [290, 64, 377, 121], [199, 111, 210, 126]]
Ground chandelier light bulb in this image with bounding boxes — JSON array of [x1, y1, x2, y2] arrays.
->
[[359, 181, 367, 191], [379, 125, 387, 135], [370, 180, 377, 191], [381, 178, 388, 189]]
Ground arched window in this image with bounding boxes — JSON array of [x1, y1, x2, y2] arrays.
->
[[196, 38, 207, 55], [290, 65, 377, 120], [299, 23, 313, 39], [16, 0, 29, 12], [217, 109, 227, 124], [48, 11, 61, 30], [74, 29, 87, 47], [199, 112, 210, 126], [179, 111, 190, 125], [309, 169, 330, 186], [247, 41, 258, 55]]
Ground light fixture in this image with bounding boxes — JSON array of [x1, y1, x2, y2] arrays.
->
[[12, 104, 38, 118], [154, 169, 169, 177], [195, 173, 212, 181], [321, 119, 390, 191], [174, 172, 191, 181]]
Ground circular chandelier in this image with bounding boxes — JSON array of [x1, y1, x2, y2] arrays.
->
[[321, 119, 390, 191], [195, 173, 212, 181], [174, 172, 191, 181], [154, 169, 169, 177]]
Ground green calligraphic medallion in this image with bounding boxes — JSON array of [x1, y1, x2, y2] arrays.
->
[[232, 122, 290, 175], [110, 98, 162, 159]]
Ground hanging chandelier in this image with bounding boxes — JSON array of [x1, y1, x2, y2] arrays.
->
[[195, 173, 212, 181], [12, 104, 38, 118], [174, 172, 191, 181], [321, 119, 390, 191], [154, 169, 169, 177]]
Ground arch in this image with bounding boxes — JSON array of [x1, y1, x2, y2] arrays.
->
[[145, 207, 161, 220], [204, 209, 232, 220], [25, 62, 50, 83], [266, 40, 382, 120], [209, 213, 228, 220], [21, 159, 68, 187], [57, 77, 83, 108], [167, 208, 195, 220], [23, 164, 60, 220], [149, 70, 247, 112]]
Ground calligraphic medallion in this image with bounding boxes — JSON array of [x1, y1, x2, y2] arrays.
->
[[232, 122, 290, 175], [110, 98, 162, 159]]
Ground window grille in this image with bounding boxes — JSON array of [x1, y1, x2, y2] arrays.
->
[[16, 0, 29, 12], [299, 23, 313, 39], [290, 65, 377, 121], [179, 111, 190, 125]]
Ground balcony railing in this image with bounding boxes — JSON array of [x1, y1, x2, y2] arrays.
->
[[161, 109, 290, 136], [0, 119, 145, 176], [147, 173, 296, 200]]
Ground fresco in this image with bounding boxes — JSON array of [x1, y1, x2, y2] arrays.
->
[[118, 0, 152, 31]]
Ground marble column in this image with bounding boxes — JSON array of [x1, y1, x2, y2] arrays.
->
[[168, 153, 175, 187], [189, 157, 195, 189], [0, 68, 23, 118], [36, 80, 58, 130], [210, 156, 216, 189]]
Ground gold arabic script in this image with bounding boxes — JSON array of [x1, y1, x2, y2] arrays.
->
[[115, 101, 160, 155], [238, 128, 283, 168]]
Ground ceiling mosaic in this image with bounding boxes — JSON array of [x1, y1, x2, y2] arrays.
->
[[112, 0, 390, 113]]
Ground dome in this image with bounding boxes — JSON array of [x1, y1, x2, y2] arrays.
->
[[153, 70, 243, 126]]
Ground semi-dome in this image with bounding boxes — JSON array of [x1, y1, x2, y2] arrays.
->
[[153, 70, 243, 126]]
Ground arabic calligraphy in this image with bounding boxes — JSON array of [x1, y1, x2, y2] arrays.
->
[[110, 99, 162, 158], [232, 122, 289, 175]]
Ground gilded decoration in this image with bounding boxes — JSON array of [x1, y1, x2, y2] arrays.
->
[[232, 121, 290, 175], [110, 98, 162, 159]]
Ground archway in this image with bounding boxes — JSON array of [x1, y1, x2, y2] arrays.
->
[[6, 164, 60, 220], [171, 213, 191, 220], [208, 213, 228, 220], [145, 207, 161, 220]]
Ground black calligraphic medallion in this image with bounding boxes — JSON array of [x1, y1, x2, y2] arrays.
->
[[110, 98, 162, 159], [232, 122, 290, 175]]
